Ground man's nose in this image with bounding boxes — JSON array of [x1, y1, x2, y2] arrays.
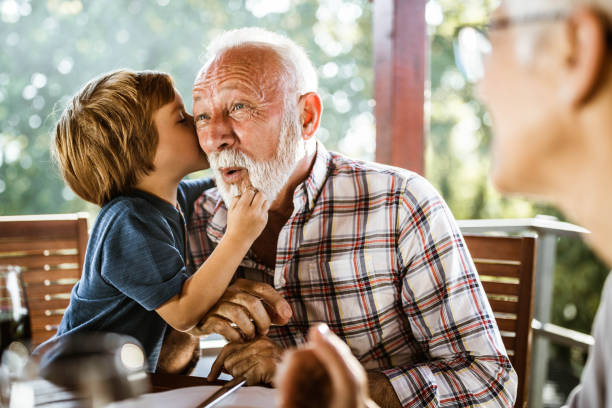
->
[[198, 117, 235, 153]]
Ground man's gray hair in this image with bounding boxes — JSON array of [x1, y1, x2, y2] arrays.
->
[[201, 27, 318, 96], [505, 0, 612, 20]]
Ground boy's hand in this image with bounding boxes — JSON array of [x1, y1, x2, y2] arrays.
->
[[226, 188, 269, 243]]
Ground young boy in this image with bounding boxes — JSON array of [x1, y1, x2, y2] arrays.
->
[[49, 69, 269, 372]]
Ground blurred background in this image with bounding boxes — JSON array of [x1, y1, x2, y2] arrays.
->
[[0, 0, 608, 405]]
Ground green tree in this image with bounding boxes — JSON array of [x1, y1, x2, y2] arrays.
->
[[0, 0, 373, 216]]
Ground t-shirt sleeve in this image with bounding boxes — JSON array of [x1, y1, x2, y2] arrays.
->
[[100, 208, 189, 311]]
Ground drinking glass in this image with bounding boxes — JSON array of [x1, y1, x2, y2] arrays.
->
[[0, 265, 30, 353]]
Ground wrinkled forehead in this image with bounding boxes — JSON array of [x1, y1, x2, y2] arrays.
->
[[193, 45, 290, 102]]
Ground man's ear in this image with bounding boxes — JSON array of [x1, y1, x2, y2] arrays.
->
[[563, 8, 608, 107], [298, 92, 322, 140]]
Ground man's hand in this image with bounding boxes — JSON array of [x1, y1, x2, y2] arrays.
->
[[276, 324, 380, 408], [156, 327, 200, 374], [189, 279, 292, 342], [207, 336, 282, 385]]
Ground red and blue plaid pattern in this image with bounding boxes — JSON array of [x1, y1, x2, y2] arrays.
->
[[189, 143, 517, 407]]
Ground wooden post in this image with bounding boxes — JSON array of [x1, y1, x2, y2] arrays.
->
[[373, 0, 426, 174]]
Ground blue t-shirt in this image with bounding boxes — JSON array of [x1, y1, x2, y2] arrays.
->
[[51, 178, 214, 371]]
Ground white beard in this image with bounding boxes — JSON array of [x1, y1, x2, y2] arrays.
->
[[208, 105, 305, 207]]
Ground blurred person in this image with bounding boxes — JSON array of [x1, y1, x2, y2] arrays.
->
[[40, 69, 288, 374], [281, 0, 612, 407], [188, 27, 516, 407]]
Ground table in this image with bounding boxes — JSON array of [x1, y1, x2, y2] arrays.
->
[[20, 373, 226, 407]]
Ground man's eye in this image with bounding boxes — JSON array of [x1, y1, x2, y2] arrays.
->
[[232, 103, 245, 112], [196, 113, 209, 122]]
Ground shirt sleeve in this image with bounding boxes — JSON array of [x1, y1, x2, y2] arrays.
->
[[384, 175, 517, 407], [100, 206, 189, 311], [564, 273, 612, 408]]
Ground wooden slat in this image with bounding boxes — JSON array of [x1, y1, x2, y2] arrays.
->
[[463, 236, 523, 261], [28, 299, 71, 312], [473, 261, 521, 278], [22, 268, 81, 284], [0, 239, 78, 252], [496, 317, 518, 333], [481, 281, 520, 296], [24, 284, 75, 298], [29, 308, 67, 318], [502, 335, 516, 351], [28, 295, 71, 309], [0, 254, 79, 268], [488, 299, 519, 314], [0, 216, 85, 240], [30, 314, 63, 331]]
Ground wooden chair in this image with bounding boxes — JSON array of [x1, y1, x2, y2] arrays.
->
[[463, 234, 536, 408], [0, 213, 88, 346]]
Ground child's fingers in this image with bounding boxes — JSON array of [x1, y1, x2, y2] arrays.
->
[[250, 191, 265, 208], [238, 188, 256, 207], [229, 195, 240, 210]]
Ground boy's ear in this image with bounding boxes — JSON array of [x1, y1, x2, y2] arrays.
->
[[298, 93, 322, 140]]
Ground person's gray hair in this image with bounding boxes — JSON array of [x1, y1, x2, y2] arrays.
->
[[504, 0, 612, 63], [199, 27, 318, 96], [505, 0, 612, 21]]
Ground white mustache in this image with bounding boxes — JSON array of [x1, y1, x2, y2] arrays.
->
[[208, 149, 256, 170]]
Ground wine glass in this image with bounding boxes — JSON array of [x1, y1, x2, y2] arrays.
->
[[0, 265, 32, 406], [0, 265, 31, 353]]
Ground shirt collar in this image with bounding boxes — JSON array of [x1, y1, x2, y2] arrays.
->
[[292, 141, 332, 213]]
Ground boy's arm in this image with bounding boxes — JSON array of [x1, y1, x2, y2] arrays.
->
[[155, 232, 252, 331], [156, 189, 268, 333]]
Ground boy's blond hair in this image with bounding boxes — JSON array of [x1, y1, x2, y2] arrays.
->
[[54, 70, 176, 206]]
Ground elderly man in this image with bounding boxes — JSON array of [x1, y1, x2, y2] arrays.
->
[[281, 0, 612, 407], [188, 28, 516, 407]]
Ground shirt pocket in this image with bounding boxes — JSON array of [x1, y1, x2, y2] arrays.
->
[[299, 254, 398, 353]]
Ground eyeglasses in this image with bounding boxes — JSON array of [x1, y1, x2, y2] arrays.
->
[[453, 11, 568, 83]]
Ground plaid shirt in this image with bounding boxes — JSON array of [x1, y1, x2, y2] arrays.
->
[[189, 143, 517, 407]]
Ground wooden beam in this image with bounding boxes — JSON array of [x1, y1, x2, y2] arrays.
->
[[373, 0, 426, 174]]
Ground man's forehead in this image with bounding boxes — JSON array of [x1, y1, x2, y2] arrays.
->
[[193, 52, 283, 103], [194, 46, 287, 95]]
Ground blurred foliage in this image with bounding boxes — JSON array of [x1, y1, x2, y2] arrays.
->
[[1, 0, 610, 396], [0, 0, 373, 216]]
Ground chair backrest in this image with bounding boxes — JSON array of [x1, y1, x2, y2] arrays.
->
[[463, 234, 536, 408], [0, 213, 88, 347]]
